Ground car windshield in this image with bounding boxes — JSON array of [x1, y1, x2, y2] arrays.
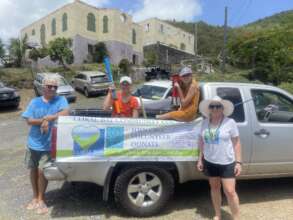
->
[[57, 77, 68, 86], [91, 75, 108, 84], [133, 85, 167, 100]]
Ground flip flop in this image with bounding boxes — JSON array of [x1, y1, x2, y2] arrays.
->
[[26, 200, 39, 210], [36, 202, 49, 215]]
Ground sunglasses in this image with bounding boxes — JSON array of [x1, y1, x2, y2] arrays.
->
[[45, 85, 58, 90], [209, 104, 223, 109], [120, 82, 130, 86]]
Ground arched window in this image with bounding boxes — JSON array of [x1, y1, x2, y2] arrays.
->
[[62, 13, 68, 32], [103, 16, 108, 33], [87, 13, 96, 32], [32, 29, 35, 35], [40, 24, 46, 47], [180, 43, 186, 50], [132, 29, 136, 44], [51, 18, 56, 36]]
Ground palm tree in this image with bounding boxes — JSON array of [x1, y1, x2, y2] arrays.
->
[[8, 35, 28, 67]]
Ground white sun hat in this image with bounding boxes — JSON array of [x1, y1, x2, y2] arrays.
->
[[120, 76, 132, 84], [179, 67, 192, 76], [199, 96, 234, 118]]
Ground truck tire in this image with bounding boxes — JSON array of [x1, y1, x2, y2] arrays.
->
[[114, 165, 174, 217]]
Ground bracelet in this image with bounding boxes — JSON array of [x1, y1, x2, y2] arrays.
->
[[236, 161, 242, 165]]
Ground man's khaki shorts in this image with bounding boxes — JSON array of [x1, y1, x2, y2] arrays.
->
[[24, 148, 51, 169]]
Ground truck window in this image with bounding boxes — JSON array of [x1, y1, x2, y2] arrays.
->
[[251, 89, 293, 123], [216, 87, 245, 122]]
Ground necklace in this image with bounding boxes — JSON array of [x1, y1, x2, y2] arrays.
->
[[208, 117, 224, 141]]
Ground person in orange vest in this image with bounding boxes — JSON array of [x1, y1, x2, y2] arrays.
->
[[103, 76, 139, 118]]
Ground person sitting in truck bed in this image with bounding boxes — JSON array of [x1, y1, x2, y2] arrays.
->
[[103, 76, 139, 118], [156, 67, 200, 122]]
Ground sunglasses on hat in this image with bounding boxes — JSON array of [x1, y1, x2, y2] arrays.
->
[[209, 104, 223, 109]]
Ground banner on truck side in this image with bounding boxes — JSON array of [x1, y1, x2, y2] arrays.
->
[[56, 116, 201, 161]]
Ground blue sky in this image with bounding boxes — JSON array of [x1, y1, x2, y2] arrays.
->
[[0, 0, 292, 43], [105, 0, 293, 27]]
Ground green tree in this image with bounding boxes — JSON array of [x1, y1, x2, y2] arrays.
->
[[143, 50, 158, 66], [93, 42, 108, 63], [119, 59, 131, 75], [48, 38, 73, 69], [28, 47, 49, 61], [0, 39, 5, 64], [8, 35, 28, 67]]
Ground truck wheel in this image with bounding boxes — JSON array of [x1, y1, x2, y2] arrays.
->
[[114, 166, 174, 217], [84, 88, 90, 97]]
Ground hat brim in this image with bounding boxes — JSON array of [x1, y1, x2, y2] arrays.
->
[[199, 99, 234, 118]]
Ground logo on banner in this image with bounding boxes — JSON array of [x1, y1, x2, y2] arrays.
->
[[72, 125, 105, 155]]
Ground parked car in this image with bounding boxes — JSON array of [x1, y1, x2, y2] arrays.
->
[[44, 82, 293, 217], [0, 81, 20, 108], [72, 71, 111, 97], [133, 80, 173, 111], [33, 73, 76, 102]]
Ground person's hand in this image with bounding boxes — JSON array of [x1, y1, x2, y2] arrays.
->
[[108, 84, 116, 92], [43, 115, 56, 122], [197, 159, 204, 172], [234, 163, 242, 176], [174, 82, 180, 88], [40, 119, 49, 134]]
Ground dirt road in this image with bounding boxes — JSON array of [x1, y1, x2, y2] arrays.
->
[[0, 89, 293, 220]]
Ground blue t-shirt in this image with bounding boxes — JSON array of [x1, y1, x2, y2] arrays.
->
[[22, 96, 69, 151]]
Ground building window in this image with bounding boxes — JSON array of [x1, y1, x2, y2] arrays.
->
[[120, 13, 127, 23], [32, 29, 35, 35], [160, 24, 164, 33], [145, 23, 150, 32], [24, 33, 28, 39], [87, 13, 96, 32], [51, 18, 56, 36], [103, 16, 108, 33], [62, 13, 68, 32], [180, 43, 186, 50], [40, 24, 46, 47], [132, 29, 136, 44]]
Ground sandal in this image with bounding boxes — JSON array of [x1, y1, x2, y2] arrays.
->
[[36, 202, 49, 215], [26, 199, 39, 210]]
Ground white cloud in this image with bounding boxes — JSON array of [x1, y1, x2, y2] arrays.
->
[[0, 0, 108, 44], [132, 0, 202, 22]]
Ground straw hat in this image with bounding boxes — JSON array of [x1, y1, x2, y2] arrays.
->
[[199, 96, 234, 117]]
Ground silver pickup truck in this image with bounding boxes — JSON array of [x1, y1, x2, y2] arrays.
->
[[44, 82, 293, 217]]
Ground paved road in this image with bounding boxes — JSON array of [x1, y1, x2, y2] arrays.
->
[[0, 89, 293, 220]]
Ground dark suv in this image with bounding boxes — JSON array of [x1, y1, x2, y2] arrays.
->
[[0, 81, 20, 108]]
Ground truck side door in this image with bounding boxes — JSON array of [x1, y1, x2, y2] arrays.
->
[[248, 88, 293, 174], [211, 86, 252, 175]]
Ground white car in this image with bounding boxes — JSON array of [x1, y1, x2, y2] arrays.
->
[[132, 80, 173, 111]]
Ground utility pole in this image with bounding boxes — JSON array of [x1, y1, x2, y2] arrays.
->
[[221, 6, 228, 73], [194, 23, 198, 61]]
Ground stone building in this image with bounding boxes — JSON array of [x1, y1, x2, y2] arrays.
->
[[21, 0, 195, 66]]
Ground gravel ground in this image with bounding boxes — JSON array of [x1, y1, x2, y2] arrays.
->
[[0, 89, 293, 220]]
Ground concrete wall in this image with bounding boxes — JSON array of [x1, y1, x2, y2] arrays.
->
[[140, 18, 194, 55]]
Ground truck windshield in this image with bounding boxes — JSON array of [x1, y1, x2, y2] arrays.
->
[[133, 85, 167, 100], [91, 75, 108, 84]]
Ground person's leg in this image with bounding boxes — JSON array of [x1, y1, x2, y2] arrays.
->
[[36, 152, 50, 214], [156, 112, 171, 120], [222, 178, 240, 220], [25, 149, 39, 210], [26, 168, 39, 209], [208, 177, 222, 220]]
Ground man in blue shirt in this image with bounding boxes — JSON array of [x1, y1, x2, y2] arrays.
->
[[22, 76, 69, 214]]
